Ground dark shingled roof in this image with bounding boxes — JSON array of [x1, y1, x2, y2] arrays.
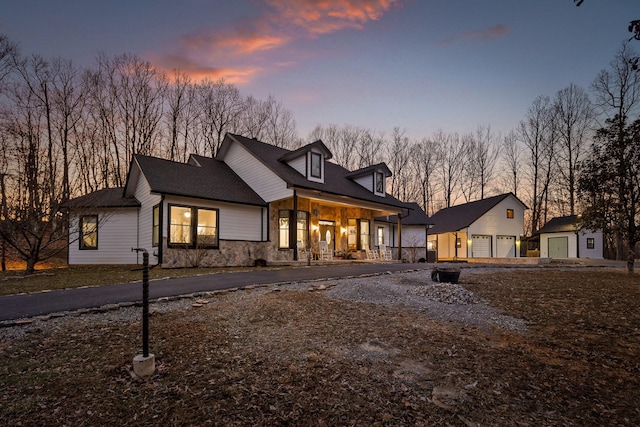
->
[[222, 134, 406, 210], [63, 188, 140, 209], [132, 154, 266, 206], [536, 215, 580, 234], [428, 193, 526, 234], [375, 202, 433, 226]]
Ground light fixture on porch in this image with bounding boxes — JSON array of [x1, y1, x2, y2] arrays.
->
[[312, 208, 320, 217]]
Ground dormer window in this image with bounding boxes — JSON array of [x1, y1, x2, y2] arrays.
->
[[375, 172, 384, 194], [311, 152, 322, 178]]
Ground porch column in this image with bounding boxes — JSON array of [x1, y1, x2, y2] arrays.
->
[[397, 217, 402, 261], [292, 191, 298, 260]]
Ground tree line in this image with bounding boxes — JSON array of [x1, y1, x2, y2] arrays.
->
[[0, 32, 638, 272]]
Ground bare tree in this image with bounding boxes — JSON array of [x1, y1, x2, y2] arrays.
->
[[411, 137, 441, 215], [263, 94, 298, 149], [500, 130, 522, 197], [197, 78, 244, 157], [386, 127, 412, 201], [0, 68, 68, 273], [50, 58, 86, 202], [474, 125, 500, 199], [164, 71, 192, 161], [519, 95, 556, 234], [437, 130, 466, 208], [552, 83, 595, 215], [356, 128, 385, 169], [235, 95, 270, 143], [0, 34, 17, 92]]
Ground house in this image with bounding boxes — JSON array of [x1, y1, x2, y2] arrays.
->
[[374, 202, 434, 262], [65, 133, 409, 267], [537, 215, 603, 259], [427, 193, 526, 261]]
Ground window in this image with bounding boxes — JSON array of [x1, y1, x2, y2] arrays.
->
[[587, 237, 595, 249], [310, 152, 322, 178], [347, 218, 358, 250], [278, 210, 290, 249], [375, 172, 384, 194], [377, 226, 385, 246], [506, 209, 514, 219], [347, 218, 370, 250], [80, 215, 98, 250], [152, 205, 160, 247], [360, 220, 370, 251], [168, 205, 218, 248], [278, 210, 309, 249]]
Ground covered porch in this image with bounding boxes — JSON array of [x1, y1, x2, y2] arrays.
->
[[269, 189, 405, 263]]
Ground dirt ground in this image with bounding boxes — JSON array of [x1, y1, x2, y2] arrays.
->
[[1, 267, 639, 426]]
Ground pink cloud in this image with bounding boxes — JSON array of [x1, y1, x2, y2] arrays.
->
[[264, 0, 401, 36], [151, 54, 261, 84], [438, 24, 512, 46], [152, 0, 403, 84]]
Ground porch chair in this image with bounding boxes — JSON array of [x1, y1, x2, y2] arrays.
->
[[365, 248, 378, 260], [296, 240, 308, 260], [319, 240, 333, 260], [379, 244, 393, 260]]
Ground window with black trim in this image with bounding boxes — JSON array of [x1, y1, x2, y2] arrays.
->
[[506, 209, 514, 219], [587, 237, 595, 249], [360, 219, 370, 251], [377, 226, 385, 246], [168, 205, 218, 248], [375, 172, 384, 194], [310, 152, 322, 178], [80, 215, 98, 250], [278, 210, 309, 249], [347, 218, 370, 250], [152, 204, 160, 247]]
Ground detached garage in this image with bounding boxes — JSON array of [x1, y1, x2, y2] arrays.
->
[[428, 193, 526, 261], [538, 215, 603, 259]]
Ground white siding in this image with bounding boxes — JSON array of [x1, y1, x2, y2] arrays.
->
[[68, 209, 139, 264], [164, 195, 265, 241], [436, 231, 468, 259], [467, 196, 524, 258], [221, 141, 292, 202], [287, 155, 306, 177], [354, 175, 373, 192], [578, 230, 604, 259], [540, 232, 577, 258], [134, 173, 161, 258]]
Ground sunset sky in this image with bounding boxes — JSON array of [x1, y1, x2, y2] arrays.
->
[[2, 0, 637, 139]]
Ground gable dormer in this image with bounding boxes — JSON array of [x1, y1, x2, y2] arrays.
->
[[279, 140, 332, 184], [346, 163, 392, 197]]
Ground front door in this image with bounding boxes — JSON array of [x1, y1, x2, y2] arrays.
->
[[319, 220, 335, 252]]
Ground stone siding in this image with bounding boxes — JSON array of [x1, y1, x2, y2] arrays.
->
[[162, 240, 270, 268]]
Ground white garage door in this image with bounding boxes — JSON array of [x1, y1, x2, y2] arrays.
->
[[549, 236, 569, 258], [471, 235, 491, 257], [496, 235, 515, 258]]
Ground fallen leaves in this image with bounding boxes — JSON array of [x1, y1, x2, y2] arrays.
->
[[1, 269, 639, 425]]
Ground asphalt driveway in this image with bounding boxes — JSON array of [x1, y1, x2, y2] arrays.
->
[[0, 263, 433, 322]]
